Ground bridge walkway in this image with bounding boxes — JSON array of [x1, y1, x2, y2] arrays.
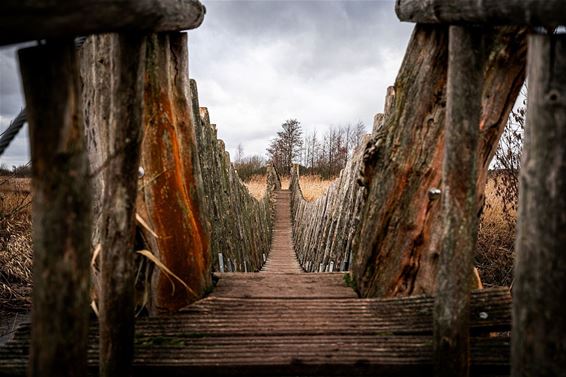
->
[[0, 190, 512, 376]]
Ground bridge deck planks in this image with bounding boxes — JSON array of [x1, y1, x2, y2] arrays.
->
[[0, 190, 512, 376]]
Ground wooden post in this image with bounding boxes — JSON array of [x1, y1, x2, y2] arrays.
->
[[98, 34, 146, 377], [18, 40, 91, 377], [140, 32, 211, 313], [512, 32, 566, 377], [434, 25, 484, 377]]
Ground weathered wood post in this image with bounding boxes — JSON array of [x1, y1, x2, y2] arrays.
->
[[19, 40, 91, 377], [140, 32, 211, 313], [513, 31, 566, 377], [98, 34, 147, 377], [434, 25, 484, 377]]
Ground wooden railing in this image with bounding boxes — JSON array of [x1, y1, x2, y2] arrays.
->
[[289, 140, 368, 273]]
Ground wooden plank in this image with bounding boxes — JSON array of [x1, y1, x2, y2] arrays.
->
[[434, 25, 484, 377], [0, 333, 511, 377], [98, 33, 146, 377], [0, 0, 205, 46], [18, 40, 91, 377], [1, 287, 512, 338], [261, 190, 303, 274], [512, 32, 566, 377], [396, 0, 566, 26], [212, 273, 357, 299]]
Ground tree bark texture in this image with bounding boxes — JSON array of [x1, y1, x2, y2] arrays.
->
[[433, 25, 484, 377], [139, 32, 211, 313], [193, 86, 279, 273], [352, 24, 527, 298], [0, 0, 205, 46], [18, 40, 91, 377], [512, 32, 566, 377], [79, 33, 146, 376], [396, 0, 566, 26]]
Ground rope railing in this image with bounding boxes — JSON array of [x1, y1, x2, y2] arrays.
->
[[0, 37, 86, 159], [0, 109, 26, 157]]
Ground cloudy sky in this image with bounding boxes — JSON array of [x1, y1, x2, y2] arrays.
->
[[0, 0, 413, 167]]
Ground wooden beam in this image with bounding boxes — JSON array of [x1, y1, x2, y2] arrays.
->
[[396, 0, 566, 26], [98, 34, 146, 377], [512, 32, 566, 377], [434, 25, 484, 377], [18, 40, 91, 377], [0, 0, 205, 46]]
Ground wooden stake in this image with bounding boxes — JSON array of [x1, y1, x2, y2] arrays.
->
[[98, 33, 146, 377], [512, 32, 566, 377], [434, 25, 484, 377], [18, 40, 91, 377]]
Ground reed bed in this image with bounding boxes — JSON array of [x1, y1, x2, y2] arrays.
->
[[0, 178, 32, 312]]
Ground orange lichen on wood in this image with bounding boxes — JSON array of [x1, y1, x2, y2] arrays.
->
[[139, 32, 210, 313]]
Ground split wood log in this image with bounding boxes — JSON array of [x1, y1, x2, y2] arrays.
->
[[18, 40, 91, 377], [396, 0, 566, 26], [512, 32, 566, 377], [290, 137, 369, 274], [79, 33, 147, 375], [192, 83, 279, 273], [97, 34, 146, 377], [433, 25, 484, 377], [138, 32, 211, 313], [352, 25, 527, 298], [0, 0, 205, 46]]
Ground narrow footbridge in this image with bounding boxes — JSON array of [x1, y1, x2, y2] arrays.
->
[[0, 191, 511, 376]]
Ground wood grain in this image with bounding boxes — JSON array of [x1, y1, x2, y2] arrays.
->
[[512, 32, 566, 377], [434, 25, 484, 377], [396, 0, 566, 26], [18, 40, 91, 377], [0, 0, 205, 46]]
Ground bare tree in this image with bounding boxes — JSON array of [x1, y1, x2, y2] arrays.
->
[[266, 119, 303, 175], [235, 143, 244, 163], [493, 84, 526, 217], [349, 121, 366, 154]]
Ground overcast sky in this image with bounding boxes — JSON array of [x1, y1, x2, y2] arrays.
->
[[0, 0, 413, 167]]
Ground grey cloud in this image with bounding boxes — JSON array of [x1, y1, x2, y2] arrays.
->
[[0, 0, 413, 164], [0, 46, 24, 116]]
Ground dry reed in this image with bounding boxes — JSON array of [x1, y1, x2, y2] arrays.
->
[[0, 178, 32, 312], [244, 174, 333, 202], [476, 178, 516, 287]]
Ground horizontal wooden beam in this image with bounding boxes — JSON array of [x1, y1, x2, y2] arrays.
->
[[396, 0, 566, 26], [0, 0, 205, 46]]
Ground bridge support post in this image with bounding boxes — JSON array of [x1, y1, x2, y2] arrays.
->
[[434, 25, 484, 377], [19, 40, 91, 377], [512, 32, 566, 377], [98, 34, 147, 377]]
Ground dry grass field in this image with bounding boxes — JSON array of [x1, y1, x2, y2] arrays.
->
[[476, 179, 516, 287], [245, 174, 333, 202], [0, 177, 32, 312]]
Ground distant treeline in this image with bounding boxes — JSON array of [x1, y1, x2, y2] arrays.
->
[[234, 119, 367, 181]]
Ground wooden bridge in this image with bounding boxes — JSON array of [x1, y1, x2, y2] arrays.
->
[[0, 190, 512, 376], [0, 1, 565, 377]]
